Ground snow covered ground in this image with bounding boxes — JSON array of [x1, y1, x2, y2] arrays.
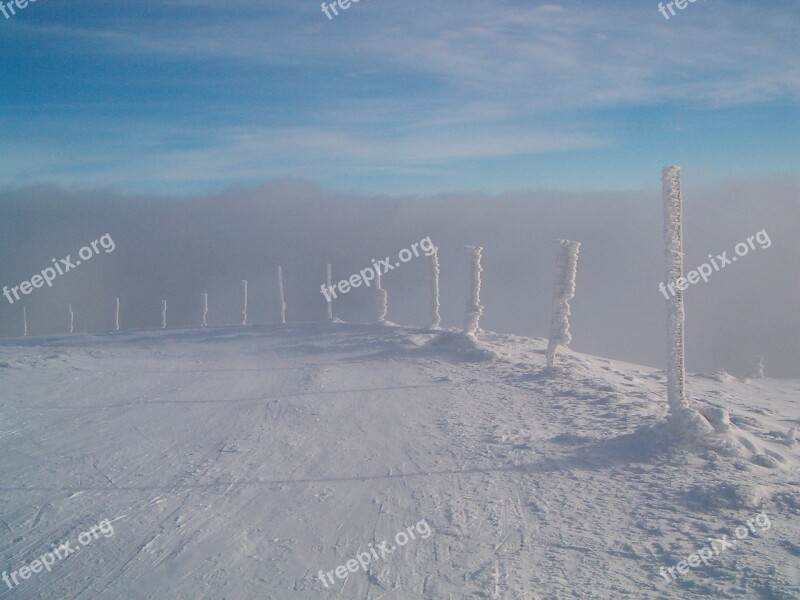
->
[[1, 323, 798, 599]]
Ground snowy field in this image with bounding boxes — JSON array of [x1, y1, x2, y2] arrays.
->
[[1, 323, 799, 599]]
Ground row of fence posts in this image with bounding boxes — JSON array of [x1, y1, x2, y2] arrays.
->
[[8, 167, 767, 443], [13, 243, 582, 366]]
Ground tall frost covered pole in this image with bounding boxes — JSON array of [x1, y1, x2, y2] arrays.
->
[[22, 306, 27, 337], [464, 246, 484, 337], [241, 280, 248, 325], [325, 263, 334, 321], [375, 263, 388, 323], [429, 246, 441, 329], [161, 300, 167, 329], [68, 303, 74, 334], [277, 266, 287, 324], [661, 166, 717, 445], [202, 293, 208, 327], [115, 297, 120, 331], [546, 240, 581, 368], [662, 166, 691, 419]]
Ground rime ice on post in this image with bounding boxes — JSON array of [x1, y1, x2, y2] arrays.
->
[[546, 240, 580, 368], [326, 263, 334, 321], [22, 306, 27, 337], [662, 166, 692, 417], [202, 293, 208, 327], [464, 246, 484, 337], [278, 266, 287, 324], [754, 356, 765, 378], [162, 300, 167, 329], [115, 297, 120, 331], [661, 166, 715, 444], [375, 263, 388, 323], [429, 246, 441, 330], [242, 280, 248, 326], [68, 303, 74, 334]]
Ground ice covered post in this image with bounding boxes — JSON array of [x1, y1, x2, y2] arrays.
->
[[662, 165, 692, 419], [277, 266, 287, 324], [754, 356, 765, 378], [161, 300, 167, 329], [202, 293, 208, 327], [241, 280, 248, 326], [429, 246, 441, 329], [325, 263, 334, 321], [375, 263, 388, 323], [660, 166, 716, 443], [464, 246, 484, 337], [68, 303, 74, 334], [22, 306, 27, 337], [115, 297, 120, 331], [546, 240, 581, 368]]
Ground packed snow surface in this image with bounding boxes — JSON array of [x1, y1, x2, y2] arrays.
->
[[1, 324, 798, 599]]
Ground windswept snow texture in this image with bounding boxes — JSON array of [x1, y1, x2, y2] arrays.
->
[[1, 324, 799, 599]]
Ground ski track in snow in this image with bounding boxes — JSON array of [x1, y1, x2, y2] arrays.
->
[[0, 323, 798, 599]]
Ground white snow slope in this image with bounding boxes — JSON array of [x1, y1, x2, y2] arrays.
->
[[0, 323, 798, 599]]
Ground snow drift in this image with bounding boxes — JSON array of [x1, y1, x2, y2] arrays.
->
[[0, 323, 797, 599]]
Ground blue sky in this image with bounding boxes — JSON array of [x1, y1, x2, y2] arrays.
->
[[0, 0, 798, 195]]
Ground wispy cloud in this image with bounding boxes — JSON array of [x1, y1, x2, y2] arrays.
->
[[1, 0, 798, 192], [32, 0, 799, 106]]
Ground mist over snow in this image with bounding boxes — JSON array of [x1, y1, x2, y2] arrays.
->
[[0, 174, 797, 377]]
